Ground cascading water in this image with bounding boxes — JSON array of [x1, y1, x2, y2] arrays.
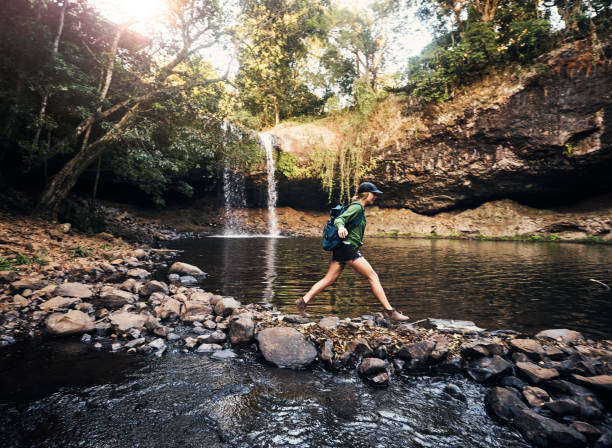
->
[[221, 122, 247, 236], [258, 132, 279, 236]]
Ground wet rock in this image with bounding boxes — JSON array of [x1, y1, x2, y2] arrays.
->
[[45, 310, 95, 336], [124, 338, 146, 349], [499, 376, 528, 389], [229, 317, 254, 345], [397, 340, 436, 361], [430, 335, 450, 361], [214, 297, 241, 317], [256, 327, 317, 369], [54, 282, 93, 298], [485, 387, 527, 422], [516, 361, 559, 384], [154, 298, 181, 320], [283, 314, 310, 324], [169, 262, 206, 278], [75, 302, 94, 313], [181, 301, 213, 322], [153, 326, 171, 338], [460, 339, 505, 359], [168, 273, 180, 282], [536, 329, 584, 344], [368, 371, 389, 386], [203, 320, 216, 330], [570, 422, 602, 444], [109, 311, 147, 331], [514, 409, 587, 448], [39, 296, 81, 312], [196, 343, 223, 352], [444, 383, 466, 401], [111, 343, 122, 352], [595, 432, 612, 448], [320, 340, 334, 365], [184, 337, 198, 348], [98, 287, 137, 308], [437, 357, 463, 374], [510, 339, 545, 361], [126, 268, 151, 279], [139, 281, 169, 297], [571, 374, 612, 394], [544, 398, 581, 417], [199, 331, 226, 344], [180, 276, 198, 285], [318, 316, 340, 331], [522, 386, 550, 407], [428, 318, 484, 332], [118, 278, 140, 293], [467, 355, 513, 383], [344, 338, 374, 360], [359, 358, 388, 376], [211, 349, 237, 360], [149, 338, 166, 351], [542, 345, 566, 361], [11, 277, 47, 292], [80, 333, 92, 343]]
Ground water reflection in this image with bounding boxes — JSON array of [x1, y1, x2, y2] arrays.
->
[[166, 237, 612, 339]]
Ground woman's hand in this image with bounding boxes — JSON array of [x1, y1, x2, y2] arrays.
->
[[338, 227, 348, 238]]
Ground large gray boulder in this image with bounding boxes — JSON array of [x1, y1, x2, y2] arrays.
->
[[229, 317, 255, 345], [54, 282, 93, 298], [467, 355, 513, 383], [97, 286, 137, 308], [256, 327, 317, 369], [536, 329, 584, 344], [169, 262, 206, 278], [318, 316, 340, 331], [45, 310, 95, 336], [510, 339, 545, 361], [485, 387, 527, 422]]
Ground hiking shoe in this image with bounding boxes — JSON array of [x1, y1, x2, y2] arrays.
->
[[295, 297, 307, 315], [382, 308, 410, 322]]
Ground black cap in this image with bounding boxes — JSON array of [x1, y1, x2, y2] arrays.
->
[[357, 182, 383, 194]]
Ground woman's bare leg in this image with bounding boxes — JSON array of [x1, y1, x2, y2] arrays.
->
[[303, 261, 344, 304], [346, 257, 393, 310]]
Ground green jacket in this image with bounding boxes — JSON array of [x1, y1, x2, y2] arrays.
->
[[334, 202, 366, 248]]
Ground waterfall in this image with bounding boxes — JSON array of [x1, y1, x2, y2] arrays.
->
[[221, 122, 247, 236], [258, 133, 279, 236]]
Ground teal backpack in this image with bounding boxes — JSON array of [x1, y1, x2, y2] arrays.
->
[[322, 203, 365, 251]]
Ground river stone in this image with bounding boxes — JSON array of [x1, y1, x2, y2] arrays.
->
[[132, 249, 147, 259], [169, 262, 206, 278], [124, 337, 146, 349], [256, 327, 317, 369], [467, 355, 513, 383], [54, 282, 93, 298], [516, 361, 559, 384], [12, 295, 29, 307], [571, 374, 612, 393], [283, 314, 310, 324], [318, 316, 340, 331], [211, 349, 237, 360], [542, 345, 566, 360], [98, 287, 137, 308], [140, 280, 169, 297], [485, 387, 527, 422], [514, 409, 587, 448], [444, 383, 466, 401], [0, 270, 19, 282], [396, 340, 436, 361], [11, 276, 47, 292], [522, 386, 550, 407], [499, 376, 528, 389], [369, 371, 390, 386], [196, 343, 223, 352], [510, 339, 545, 360], [214, 297, 241, 317], [229, 317, 254, 345], [45, 310, 95, 336], [199, 331, 226, 344], [320, 340, 334, 365], [536, 329, 584, 344], [460, 339, 505, 359], [180, 276, 198, 285], [428, 318, 484, 332], [127, 268, 151, 279], [570, 422, 602, 444], [154, 298, 181, 320], [109, 311, 147, 331], [181, 301, 213, 322], [544, 398, 581, 416], [359, 358, 388, 376], [39, 296, 81, 312]]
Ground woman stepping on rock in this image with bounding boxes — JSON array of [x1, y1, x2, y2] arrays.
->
[[296, 182, 410, 322]]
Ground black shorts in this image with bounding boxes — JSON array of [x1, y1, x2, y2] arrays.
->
[[332, 242, 362, 264]]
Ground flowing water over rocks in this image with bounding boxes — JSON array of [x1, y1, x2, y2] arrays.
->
[[0, 339, 532, 448]]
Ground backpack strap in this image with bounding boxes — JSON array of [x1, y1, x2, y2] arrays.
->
[[346, 202, 365, 231]]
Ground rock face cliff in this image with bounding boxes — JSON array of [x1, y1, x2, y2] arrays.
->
[[372, 40, 612, 214], [270, 39, 612, 215]]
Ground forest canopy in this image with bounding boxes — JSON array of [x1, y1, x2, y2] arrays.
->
[[0, 0, 609, 215]]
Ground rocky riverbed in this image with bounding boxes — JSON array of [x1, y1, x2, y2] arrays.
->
[[1, 211, 611, 448]]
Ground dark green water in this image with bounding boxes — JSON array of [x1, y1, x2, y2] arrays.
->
[[164, 237, 612, 339]]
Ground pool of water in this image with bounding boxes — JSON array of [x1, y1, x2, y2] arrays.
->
[[161, 237, 612, 339], [0, 339, 530, 448]]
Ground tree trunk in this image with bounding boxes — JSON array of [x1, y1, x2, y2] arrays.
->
[[92, 156, 102, 203], [33, 0, 68, 150]]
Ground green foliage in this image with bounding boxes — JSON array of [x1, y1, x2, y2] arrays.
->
[[276, 151, 304, 178], [0, 257, 16, 271], [71, 245, 92, 258]]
